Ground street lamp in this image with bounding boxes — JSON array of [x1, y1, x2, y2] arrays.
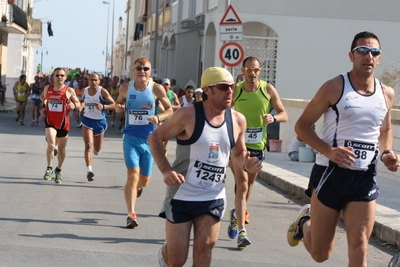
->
[[36, 47, 48, 75], [102, 48, 111, 78], [111, 0, 115, 77], [103, 1, 110, 77]]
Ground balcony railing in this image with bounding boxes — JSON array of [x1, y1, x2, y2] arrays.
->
[[25, 18, 42, 41], [164, 5, 171, 26], [0, 1, 28, 34]]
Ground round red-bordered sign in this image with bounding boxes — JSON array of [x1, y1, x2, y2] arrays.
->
[[219, 42, 244, 67]]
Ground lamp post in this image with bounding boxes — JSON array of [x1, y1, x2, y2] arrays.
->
[[36, 47, 48, 75], [103, 1, 110, 78], [102, 48, 111, 78], [111, 0, 115, 77]]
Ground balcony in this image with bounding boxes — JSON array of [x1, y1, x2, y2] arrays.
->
[[180, 0, 202, 29], [0, 3, 28, 34], [25, 18, 42, 41], [194, 0, 204, 26]]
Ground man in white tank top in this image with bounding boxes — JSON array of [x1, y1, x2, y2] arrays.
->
[[149, 67, 262, 267], [287, 31, 400, 266], [77, 73, 115, 182]]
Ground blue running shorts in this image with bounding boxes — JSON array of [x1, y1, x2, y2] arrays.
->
[[305, 164, 379, 211], [123, 134, 154, 176], [81, 116, 108, 136], [31, 98, 42, 106]]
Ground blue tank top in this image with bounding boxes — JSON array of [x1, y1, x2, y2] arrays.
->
[[122, 81, 156, 137], [31, 83, 41, 96]]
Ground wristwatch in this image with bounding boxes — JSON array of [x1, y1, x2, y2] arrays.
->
[[272, 115, 277, 123], [103, 104, 107, 110], [157, 116, 162, 123]]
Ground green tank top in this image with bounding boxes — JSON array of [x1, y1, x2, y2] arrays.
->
[[16, 82, 29, 102], [234, 80, 270, 150], [167, 90, 174, 104], [110, 87, 118, 99]]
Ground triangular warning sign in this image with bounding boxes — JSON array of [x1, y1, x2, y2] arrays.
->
[[220, 4, 242, 25]]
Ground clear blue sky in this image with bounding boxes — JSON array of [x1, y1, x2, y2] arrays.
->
[[33, 0, 127, 74]]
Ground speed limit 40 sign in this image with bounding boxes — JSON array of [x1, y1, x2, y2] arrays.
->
[[219, 42, 244, 67]]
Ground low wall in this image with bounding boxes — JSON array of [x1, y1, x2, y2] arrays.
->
[[279, 98, 400, 180]]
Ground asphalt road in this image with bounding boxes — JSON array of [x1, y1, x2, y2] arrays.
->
[[0, 109, 395, 266]]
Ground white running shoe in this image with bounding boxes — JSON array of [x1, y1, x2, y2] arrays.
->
[[158, 242, 167, 267]]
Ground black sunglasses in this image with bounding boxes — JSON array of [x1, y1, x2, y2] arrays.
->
[[351, 46, 381, 57], [55, 74, 65, 77], [134, 66, 150, 71], [208, 83, 235, 91]]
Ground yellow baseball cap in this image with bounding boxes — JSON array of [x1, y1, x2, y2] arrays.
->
[[201, 67, 234, 88]]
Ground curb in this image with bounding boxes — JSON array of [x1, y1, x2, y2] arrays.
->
[[257, 167, 400, 249]]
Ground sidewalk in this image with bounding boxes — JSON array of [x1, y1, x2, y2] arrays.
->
[[0, 97, 15, 112], [258, 152, 400, 248]]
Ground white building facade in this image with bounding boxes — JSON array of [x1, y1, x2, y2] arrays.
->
[[1, 0, 41, 98], [125, 0, 400, 101]]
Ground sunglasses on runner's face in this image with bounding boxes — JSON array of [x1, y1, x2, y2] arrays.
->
[[243, 67, 261, 73], [134, 66, 150, 71], [351, 46, 381, 57], [208, 83, 235, 91], [55, 74, 65, 77]]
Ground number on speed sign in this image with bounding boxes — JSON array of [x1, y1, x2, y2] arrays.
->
[[219, 42, 244, 67]]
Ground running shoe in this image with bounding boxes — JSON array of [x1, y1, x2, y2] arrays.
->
[[389, 252, 400, 267], [76, 123, 82, 128], [245, 209, 250, 224], [15, 114, 20, 122], [54, 168, 62, 184], [54, 147, 58, 156], [158, 243, 167, 267], [35, 120, 39, 126], [287, 204, 311, 247], [111, 121, 114, 127], [43, 167, 53, 180], [237, 230, 251, 248], [137, 185, 143, 198], [126, 214, 139, 229], [20, 121, 24, 126], [87, 171, 94, 182], [227, 208, 238, 239], [31, 120, 35, 126], [93, 149, 99, 156]]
